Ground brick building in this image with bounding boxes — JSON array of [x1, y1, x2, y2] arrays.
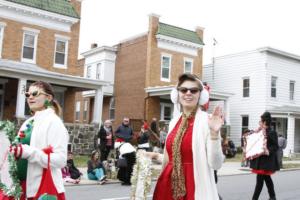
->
[[81, 14, 204, 131], [0, 0, 107, 125]]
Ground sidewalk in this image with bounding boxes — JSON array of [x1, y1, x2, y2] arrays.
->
[[64, 160, 300, 187]]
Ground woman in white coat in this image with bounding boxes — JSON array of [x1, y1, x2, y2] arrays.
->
[[150, 73, 224, 200], [11, 81, 68, 200]]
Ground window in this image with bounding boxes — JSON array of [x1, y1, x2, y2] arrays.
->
[[96, 63, 102, 79], [54, 38, 68, 68], [160, 103, 173, 121], [86, 66, 92, 78], [0, 23, 6, 58], [241, 115, 249, 134], [109, 97, 115, 120], [83, 100, 88, 121], [184, 58, 193, 73], [75, 101, 80, 121], [290, 81, 295, 101], [22, 32, 38, 63], [271, 76, 277, 98], [161, 54, 171, 81], [243, 78, 250, 97]]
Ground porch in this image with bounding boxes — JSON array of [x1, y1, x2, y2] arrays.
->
[[268, 105, 300, 156]]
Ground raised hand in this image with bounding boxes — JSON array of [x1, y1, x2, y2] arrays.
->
[[208, 106, 224, 136]]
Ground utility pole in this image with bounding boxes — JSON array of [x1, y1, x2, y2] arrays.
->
[[212, 38, 218, 80]]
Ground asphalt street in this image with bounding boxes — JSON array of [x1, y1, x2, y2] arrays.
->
[[65, 170, 300, 200]]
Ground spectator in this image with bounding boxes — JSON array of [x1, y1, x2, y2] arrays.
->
[[277, 134, 287, 168], [143, 119, 149, 130], [87, 151, 107, 184], [115, 141, 136, 186], [241, 129, 251, 167], [137, 125, 150, 151], [115, 117, 133, 143], [61, 165, 80, 184], [98, 120, 114, 161], [67, 152, 82, 180], [150, 117, 159, 135], [159, 125, 168, 149]]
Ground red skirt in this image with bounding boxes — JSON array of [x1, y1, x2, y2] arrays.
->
[[252, 169, 275, 175]]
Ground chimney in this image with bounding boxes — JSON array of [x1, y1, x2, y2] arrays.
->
[[195, 26, 205, 41], [68, 0, 82, 16], [91, 43, 98, 49], [148, 13, 160, 33]]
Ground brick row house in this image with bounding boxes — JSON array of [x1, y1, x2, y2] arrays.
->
[[0, 0, 107, 154], [80, 14, 205, 131]]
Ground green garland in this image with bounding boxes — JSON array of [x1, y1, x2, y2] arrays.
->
[[0, 121, 22, 199]]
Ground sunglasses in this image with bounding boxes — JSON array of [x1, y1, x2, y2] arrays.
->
[[177, 87, 200, 94], [24, 90, 48, 98]]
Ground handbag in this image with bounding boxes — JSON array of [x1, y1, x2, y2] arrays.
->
[[34, 149, 59, 200], [245, 129, 269, 160], [116, 158, 127, 168]]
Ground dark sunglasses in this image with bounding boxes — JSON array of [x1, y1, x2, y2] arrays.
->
[[177, 87, 200, 94], [24, 90, 48, 98]]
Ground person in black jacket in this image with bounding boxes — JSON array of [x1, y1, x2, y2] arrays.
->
[[137, 125, 150, 151], [250, 111, 279, 200], [98, 120, 114, 161], [115, 117, 133, 143], [67, 152, 82, 180]]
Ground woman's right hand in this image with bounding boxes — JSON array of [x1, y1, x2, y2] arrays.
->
[[9, 144, 23, 159]]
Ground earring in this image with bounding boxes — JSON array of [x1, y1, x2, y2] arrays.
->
[[44, 99, 52, 108]]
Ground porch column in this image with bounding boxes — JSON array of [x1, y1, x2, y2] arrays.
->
[[285, 115, 295, 156], [224, 99, 230, 125], [92, 87, 103, 125], [15, 78, 27, 119]]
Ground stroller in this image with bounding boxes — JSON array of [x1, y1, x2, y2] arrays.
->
[[225, 140, 237, 158]]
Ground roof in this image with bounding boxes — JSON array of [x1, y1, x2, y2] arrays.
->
[[0, 59, 108, 89], [4, 0, 79, 18], [157, 23, 204, 45]]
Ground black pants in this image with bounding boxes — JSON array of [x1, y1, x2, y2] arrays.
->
[[100, 146, 112, 161], [117, 152, 136, 184], [252, 174, 276, 200]]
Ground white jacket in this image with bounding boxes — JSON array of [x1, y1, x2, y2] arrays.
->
[[163, 108, 223, 200], [20, 108, 69, 198]]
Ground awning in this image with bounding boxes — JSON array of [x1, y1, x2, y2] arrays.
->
[[0, 59, 109, 89], [267, 105, 300, 116]]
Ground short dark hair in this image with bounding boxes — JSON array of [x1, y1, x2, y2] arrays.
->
[[243, 129, 250, 134], [261, 111, 272, 127]]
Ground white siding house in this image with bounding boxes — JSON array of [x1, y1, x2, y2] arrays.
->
[[81, 45, 117, 124], [203, 47, 300, 156]]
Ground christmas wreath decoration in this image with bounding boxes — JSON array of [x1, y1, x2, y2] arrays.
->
[[0, 121, 22, 199]]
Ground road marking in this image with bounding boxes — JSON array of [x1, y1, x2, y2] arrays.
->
[[101, 195, 153, 200]]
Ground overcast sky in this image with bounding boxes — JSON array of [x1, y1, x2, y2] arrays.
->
[[79, 0, 300, 64]]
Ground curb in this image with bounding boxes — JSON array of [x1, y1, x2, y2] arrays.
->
[[65, 165, 300, 187], [219, 167, 300, 177], [65, 178, 160, 187]]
